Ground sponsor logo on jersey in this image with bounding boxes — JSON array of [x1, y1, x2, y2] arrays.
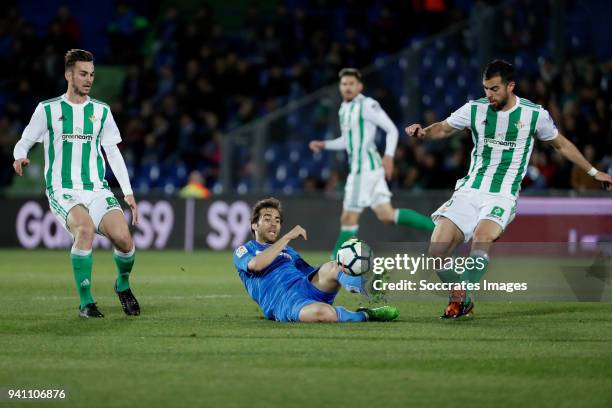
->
[[484, 138, 516, 149], [62, 134, 94, 142], [62, 193, 74, 201], [489, 206, 505, 218], [105, 196, 120, 210]]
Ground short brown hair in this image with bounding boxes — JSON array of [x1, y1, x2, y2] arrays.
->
[[65, 49, 94, 71], [250, 198, 283, 236], [338, 67, 362, 81]]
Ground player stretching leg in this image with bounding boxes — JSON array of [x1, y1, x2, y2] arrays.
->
[[309, 68, 434, 259], [233, 198, 399, 322], [405, 60, 612, 318], [13, 49, 141, 318]]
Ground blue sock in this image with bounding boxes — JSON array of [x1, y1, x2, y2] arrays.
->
[[337, 271, 364, 294], [335, 306, 367, 322]]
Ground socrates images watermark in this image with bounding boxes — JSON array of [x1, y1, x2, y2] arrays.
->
[[370, 254, 528, 293]]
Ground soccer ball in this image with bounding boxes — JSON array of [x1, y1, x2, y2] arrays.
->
[[336, 238, 373, 276]]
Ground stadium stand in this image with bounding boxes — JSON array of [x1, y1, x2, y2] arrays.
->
[[1, 0, 611, 194]]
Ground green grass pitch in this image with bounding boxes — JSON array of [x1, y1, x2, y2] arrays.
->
[[1, 249, 611, 407]]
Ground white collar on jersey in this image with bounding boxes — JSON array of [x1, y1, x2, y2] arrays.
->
[[61, 94, 91, 106], [342, 93, 365, 105]]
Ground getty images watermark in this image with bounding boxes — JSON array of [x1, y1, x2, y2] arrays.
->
[[371, 253, 528, 293], [364, 242, 612, 301]]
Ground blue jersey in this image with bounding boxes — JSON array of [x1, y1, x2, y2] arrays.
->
[[233, 240, 316, 320]]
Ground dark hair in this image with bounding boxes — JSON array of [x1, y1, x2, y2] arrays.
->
[[338, 67, 362, 81], [250, 197, 283, 237], [483, 59, 514, 84], [65, 49, 94, 71]]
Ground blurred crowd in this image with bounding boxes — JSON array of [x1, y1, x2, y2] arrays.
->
[[0, 0, 610, 194], [0, 0, 470, 192]]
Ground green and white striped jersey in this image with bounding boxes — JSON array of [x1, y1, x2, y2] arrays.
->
[[446, 96, 558, 198], [324, 94, 398, 175], [20, 95, 121, 193]]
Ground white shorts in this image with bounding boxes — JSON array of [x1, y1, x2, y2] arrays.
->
[[343, 168, 392, 213], [46, 188, 123, 235], [431, 189, 516, 242]]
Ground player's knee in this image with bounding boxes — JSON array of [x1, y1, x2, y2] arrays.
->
[[320, 261, 339, 277], [376, 210, 395, 225], [302, 304, 337, 322], [313, 305, 337, 322], [340, 212, 358, 226], [472, 230, 497, 243], [113, 229, 133, 253], [73, 223, 95, 243], [428, 242, 452, 258]]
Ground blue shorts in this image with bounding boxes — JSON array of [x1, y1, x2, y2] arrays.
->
[[272, 269, 338, 322]]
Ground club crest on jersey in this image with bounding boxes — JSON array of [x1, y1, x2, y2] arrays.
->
[[515, 121, 524, 130], [89, 115, 98, 123]]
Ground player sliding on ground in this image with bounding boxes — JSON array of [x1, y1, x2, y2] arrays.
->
[[406, 59, 612, 319], [12, 49, 140, 318], [309, 68, 434, 259], [233, 197, 399, 323]]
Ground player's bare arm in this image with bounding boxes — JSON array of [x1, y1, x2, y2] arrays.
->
[[248, 226, 307, 272], [405, 120, 456, 140], [546, 133, 612, 189], [13, 158, 30, 176]]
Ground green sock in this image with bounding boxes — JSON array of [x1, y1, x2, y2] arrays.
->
[[395, 209, 435, 231], [331, 226, 359, 260], [71, 249, 94, 309], [435, 268, 462, 283], [114, 247, 135, 292], [464, 253, 489, 284], [461, 252, 489, 303]]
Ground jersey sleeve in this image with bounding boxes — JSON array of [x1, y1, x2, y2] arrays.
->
[[100, 109, 122, 146], [103, 144, 133, 196], [13, 103, 46, 160], [534, 108, 558, 141], [323, 134, 347, 151], [233, 244, 255, 274], [362, 98, 398, 156], [287, 246, 315, 276], [21, 103, 47, 144], [446, 102, 471, 130]]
